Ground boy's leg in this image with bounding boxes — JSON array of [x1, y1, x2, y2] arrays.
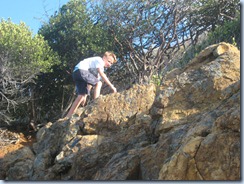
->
[[81, 84, 92, 106], [81, 95, 87, 107], [67, 69, 94, 117], [66, 95, 86, 118], [94, 81, 102, 99]]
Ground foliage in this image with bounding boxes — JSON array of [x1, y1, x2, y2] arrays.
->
[[186, 0, 240, 43], [169, 15, 241, 73], [91, 0, 240, 84], [208, 16, 240, 48], [93, 0, 188, 83], [0, 19, 60, 125], [39, 0, 114, 70], [0, 19, 59, 75]]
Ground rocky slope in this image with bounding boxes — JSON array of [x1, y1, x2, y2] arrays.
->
[[1, 42, 240, 180]]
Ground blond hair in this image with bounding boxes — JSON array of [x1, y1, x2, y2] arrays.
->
[[104, 51, 117, 64]]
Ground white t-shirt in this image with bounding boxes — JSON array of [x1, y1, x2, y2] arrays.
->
[[73, 56, 104, 79]]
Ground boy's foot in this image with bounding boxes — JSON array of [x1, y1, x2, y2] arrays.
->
[[58, 116, 70, 121], [77, 121, 85, 129]]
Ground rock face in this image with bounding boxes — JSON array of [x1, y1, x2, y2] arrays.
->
[[1, 42, 240, 180]]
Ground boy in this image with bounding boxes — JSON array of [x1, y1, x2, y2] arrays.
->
[[66, 51, 117, 118]]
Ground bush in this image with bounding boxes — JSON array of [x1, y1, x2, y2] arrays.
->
[[0, 19, 60, 126], [178, 17, 240, 70], [208, 17, 240, 49]]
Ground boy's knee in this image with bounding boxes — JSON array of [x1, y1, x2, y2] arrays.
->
[[77, 94, 84, 100], [97, 81, 102, 87]]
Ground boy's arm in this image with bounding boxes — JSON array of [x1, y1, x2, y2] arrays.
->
[[97, 68, 117, 92]]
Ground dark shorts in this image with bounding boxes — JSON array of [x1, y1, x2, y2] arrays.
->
[[72, 69, 99, 95]]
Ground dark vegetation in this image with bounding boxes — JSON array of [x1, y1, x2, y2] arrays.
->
[[0, 0, 240, 133]]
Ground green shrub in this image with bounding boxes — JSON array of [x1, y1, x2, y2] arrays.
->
[[178, 17, 240, 69], [208, 17, 240, 49]]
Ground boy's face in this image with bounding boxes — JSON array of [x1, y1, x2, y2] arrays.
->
[[104, 55, 114, 67]]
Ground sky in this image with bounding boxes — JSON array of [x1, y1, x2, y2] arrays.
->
[[0, 0, 70, 35]]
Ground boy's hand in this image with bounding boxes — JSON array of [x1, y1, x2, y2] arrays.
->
[[111, 85, 117, 93]]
